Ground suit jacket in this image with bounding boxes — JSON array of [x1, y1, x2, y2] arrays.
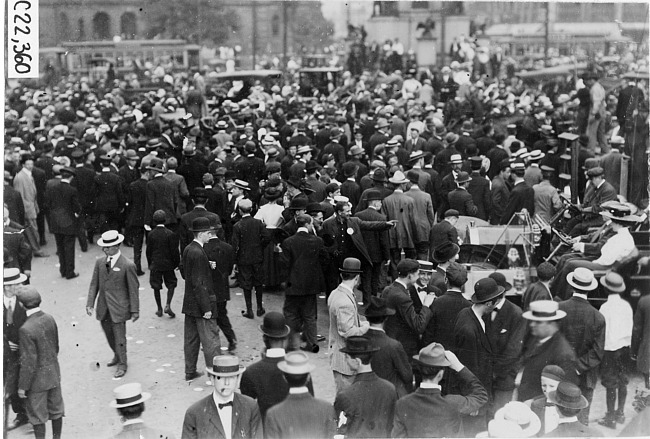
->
[[405, 137, 426, 153], [438, 172, 457, 217], [281, 231, 326, 295], [354, 207, 390, 263], [13, 168, 39, 219], [18, 310, 61, 393], [383, 281, 433, 356], [490, 175, 510, 224], [118, 165, 140, 193], [543, 420, 604, 437], [145, 225, 180, 272], [430, 219, 458, 251], [392, 367, 488, 438], [582, 181, 618, 216], [328, 284, 369, 375], [632, 295, 650, 375], [206, 185, 227, 219], [164, 171, 190, 217], [448, 187, 479, 217], [558, 296, 606, 389], [87, 254, 140, 323], [467, 172, 491, 221], [382, 190, 418, 248], [334, 372, 397, 438], [264, 392, 337, 439], [485, 300, 526, 390], [500, 181, 535, 224], [231, 216, 269, 266], [321, 215, 390, 266], [126, 178, 148, 228], [422, 289, 471, 348], [365, 328, 413, 397], [181, 392, 262, 439], [144, 174, 179, 227], [111, 422, 174, 439], [453, 308, 494, 400], [4, 223, 33, 271], [522, 281, 553, 311], [4, 299, 27, 393], [181, 241, 216, 317], [72, 164, 97, 210], [4, 182, 25, 224], [306, 176, 327, 203], [405, 186, 435, 243], [203, 237, 235, 303], [518, 331, 578, 402], [95, 170, 125, 213], [340, 179, 362, 212], [179, 208, 223, 254], [45, 180, 81, 235]]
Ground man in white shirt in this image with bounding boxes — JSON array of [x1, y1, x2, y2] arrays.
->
[[597, 272, 633, 429]]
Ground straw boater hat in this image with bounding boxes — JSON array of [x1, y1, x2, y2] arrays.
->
[[277, 351, 315, 374], [600, 272, 626, 293], [522, 300, 566, 321], [493, 401, 541, 438], [4, 268, 27, 285], [109, 383, 151, 408], [97, 230, 125, 247], [566, 267, 598, 291], [206, 355, 246, 377]]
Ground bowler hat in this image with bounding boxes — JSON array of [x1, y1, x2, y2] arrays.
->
[[109, 383, 151, 408], [340, 336, 379, 355], [146, 157, 165, 172], [206, 355, 246, 377], [340, 257, 362, 274], [188, 217, 212, 233], [277, 351, 315, 374], [361, 296, 396, 318], [3, 268, 27, 285], [397, 259, 420, 276], [342, 162, 359, 178], [97, 230, 125, 247], [258, 312, 290, 338], [522, 300, 566, 321], [60, 166, 77, 177], [488, 272, 512, 292], [548, 381, 589, 410], [371, 168, 387, 182], [433, 241, 460, 263], [412, 342, 451, 367], [329, 127, 343, 139], [305, 160, 319, 173], [289, 197, 308, 211], [306, 202, 325, 215], [600, 272, 626, 293], [472, 278, 505, 304], [264, 186, 283, 201], [566, 267, 598, 291], [365, 189, 382, 201]]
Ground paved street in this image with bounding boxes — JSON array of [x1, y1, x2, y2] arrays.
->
[[7, 238, 647, 438]]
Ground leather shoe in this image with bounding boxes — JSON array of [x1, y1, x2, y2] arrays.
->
[[114, 369, 127, 379], [155, 309, 163, 317], [136, 270, 145, 277], [7, 416, 28, 430], [185, 371, 203, 381], [300, 344, 320, 354], [257, 307, 266, 317], [164, 306, 176, 318], [107, 357, 119, 367], [228, 341, 237, 352], [615, 410, 625, 424], [66, 272, 79, 279], [241, 309, 254, 319]]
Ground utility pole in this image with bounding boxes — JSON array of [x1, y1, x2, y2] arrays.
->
[[282, 1, 288, 71], [252, 1, 258, 69], [544, 2, 550, 66]]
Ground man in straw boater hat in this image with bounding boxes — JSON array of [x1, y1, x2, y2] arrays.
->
[[597, 272, 633, 429], [392, 342, 488, 438], [4, 268, 29, 431], [181, 217, 222, 382], [545, 381, 602, 437], [518, 301, 578, 402], [86, 230, 140, 379], [334, 336, 397, 438], [182, 355, 262, 439], [264, 351, 336, 439], [478, 400, 541, 438], [557, 267, 605, 425], [109, 383, 173, 439], [16, 287, 65, 439]]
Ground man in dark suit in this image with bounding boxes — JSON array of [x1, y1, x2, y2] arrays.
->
[[391, 342, 488, 438], [383, 259, 435, 361], [430, 209, 459, 253], [235, 142, 265, 203], [453, 277, 503, 436], [126, 171, 148, 276], [181, 217, 221, 382], [558, 267, 606, 425], [485, 273, 527, 414], [3, 205, 32, 276], [145, 210, 180, 318], [231, 199, 269, 318], [448, 171, 479, 217], [95, 155, 125, 233], [264, 352, 337, 439], [281, 214, 326, 352], [467, 157, 492, 222], [109, 382, 174, 439], [490, 160, 511, 225], [17, 287, 64, 439], [321, 200, 395, 296], [179, 189, 223, 255], [616, 80, 644, 133], [383, 171, 419, 279], [519, 301, 578, 402], [45, 167, 81, 280], [204, 217, 237, 352], [405, 170, 435, 260], [182, 355, 263, 439], [144, 157, 179, 232], [545, 381, 604, 437], [340, 162, 362, 212], [71, 149, 96, 251], [522, 262, 556, 311], [565, 167, 618, 237], [354, 190, 390, 303], [500, 162, 534, 225], [86, 230, 140, 379], [334, 336, 397, 438], [363, 297, 414, 397], [4, 268, 29, 430]]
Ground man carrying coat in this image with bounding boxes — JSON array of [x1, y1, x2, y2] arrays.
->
[[86, 230, 140, 379]]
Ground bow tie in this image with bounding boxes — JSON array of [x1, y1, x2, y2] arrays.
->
[[218, 401, 233, 409]]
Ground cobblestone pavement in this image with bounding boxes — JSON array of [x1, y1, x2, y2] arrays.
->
[[7, 238, 648, 438]]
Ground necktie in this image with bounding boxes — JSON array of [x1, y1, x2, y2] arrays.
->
[[7, 301, 13, 325], [218, 401, 233, 409], [491, 307, 499, 322], [106, 258, 111, 271]]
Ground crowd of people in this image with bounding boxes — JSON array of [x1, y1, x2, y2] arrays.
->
[[3, 46, 650, 438]]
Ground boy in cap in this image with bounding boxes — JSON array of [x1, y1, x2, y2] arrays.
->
[[334, 336, 397, 438], [264, 352, 336, 439], [392, 343, 488, 438], [597, 272, 633, 428], [182, 355, 262, 439], [16, 287, 65, 439], [528, 365, 566, 435], [110, 383, 173, 439], [146, 209, 180, 318]]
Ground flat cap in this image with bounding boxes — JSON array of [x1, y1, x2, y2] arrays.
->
[[396, 259, 420, 276]]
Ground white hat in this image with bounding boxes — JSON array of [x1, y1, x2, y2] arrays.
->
[[566, 267, 598, 291], [494, 401, 541, 437], [109, 383, 151, 408], [522, 300, 567, 321], [4, 268, 28, 285], [97, 230, 125, 247]]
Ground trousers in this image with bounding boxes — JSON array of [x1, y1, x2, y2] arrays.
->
[[184, 315, 221, 374], [54, 234, 75, 278], [283, 295, 318, 347], [216, 302, 236, 344], [100, 316, 127, 370]]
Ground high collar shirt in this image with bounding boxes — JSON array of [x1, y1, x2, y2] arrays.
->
[[599, 294, 633, 351]]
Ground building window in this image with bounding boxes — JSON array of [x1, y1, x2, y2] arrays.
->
[[556, 3, 581, 22], [623, 3, 647, 22], [272, 14, 280, 36], [591, 3, 615, 22], [93, 12, 111, 40], [78, 18, 85, 40], [373, 1, 399, 17], [121, 12, 137, 39], [411, 1, 428, 9], [59, 13, 71, 42]]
